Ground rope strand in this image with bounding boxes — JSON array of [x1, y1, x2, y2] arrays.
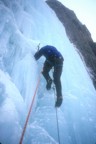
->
[[19, 76, 40, 144], [53, 85, 61, 144], [55, 108, 61, 144]]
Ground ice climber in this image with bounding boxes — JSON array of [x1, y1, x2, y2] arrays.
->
[[34, 45, 64, 107]]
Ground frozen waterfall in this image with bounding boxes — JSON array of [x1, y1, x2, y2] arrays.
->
[[0, 0, 96, 144]]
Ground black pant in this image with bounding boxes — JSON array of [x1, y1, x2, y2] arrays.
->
[[42, 59, 63, 97]]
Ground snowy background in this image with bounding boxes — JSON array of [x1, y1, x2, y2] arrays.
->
[[0, 0, 96, 144]]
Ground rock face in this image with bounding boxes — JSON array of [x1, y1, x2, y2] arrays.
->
[[46, 0, 96, 88]]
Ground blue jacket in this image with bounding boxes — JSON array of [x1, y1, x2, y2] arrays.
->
[[34, 45, 64, 61]]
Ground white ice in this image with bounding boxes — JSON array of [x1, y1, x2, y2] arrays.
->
[[0, 0, 96, 144]]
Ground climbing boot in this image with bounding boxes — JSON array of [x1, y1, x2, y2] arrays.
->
[[55, 96, 63, 107], [46, 79, 52, 90]]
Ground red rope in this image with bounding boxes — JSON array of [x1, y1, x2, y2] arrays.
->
[[19, 76, 40, 144]]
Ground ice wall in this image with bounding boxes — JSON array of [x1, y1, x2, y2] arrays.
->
[[0, 0, 96, 144]]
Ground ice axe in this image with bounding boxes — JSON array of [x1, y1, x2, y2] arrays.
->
[[37, 43, 40, 51]]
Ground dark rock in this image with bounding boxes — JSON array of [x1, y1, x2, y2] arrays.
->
[[46, 0, 96, 88]]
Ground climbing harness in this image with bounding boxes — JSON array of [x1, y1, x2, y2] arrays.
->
[[53, 84, 61, 144], [19, 75, 40, 144]]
